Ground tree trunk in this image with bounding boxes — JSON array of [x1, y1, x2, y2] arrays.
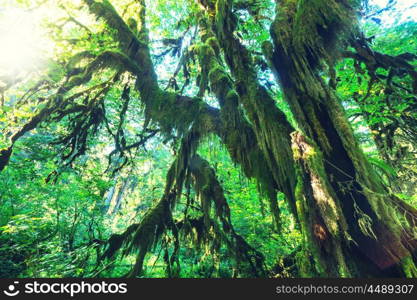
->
[[269, 0, 417, 277]]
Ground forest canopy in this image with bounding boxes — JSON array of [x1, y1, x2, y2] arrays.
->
[[1, 0, 417, 278]]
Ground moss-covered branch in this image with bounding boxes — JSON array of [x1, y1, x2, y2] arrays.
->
[[189, 154, 266, 276], [101, 133, 265, 277], [208, 0, 296, 203], [195, 20, 284, 227], [0, 50, 136, 172], [195, 0, 298, 223]]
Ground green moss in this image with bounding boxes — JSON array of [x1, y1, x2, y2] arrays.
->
[[291, 131, 353, 277], [400, 256, 417, 278], [278, 0, 361, 70], [84, 0, 143, 51]]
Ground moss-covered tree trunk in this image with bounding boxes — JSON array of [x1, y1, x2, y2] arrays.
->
[[268, 0, 417, 277]]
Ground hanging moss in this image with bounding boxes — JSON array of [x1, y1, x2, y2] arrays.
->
[[204, 1, 298, 214], [99, 131, 268, 277], [0, 48, 141, 173], [195, 14, 298, 227], [102, 223, 140, 260]]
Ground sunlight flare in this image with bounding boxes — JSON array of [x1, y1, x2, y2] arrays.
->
[[0, 8, 44, 77]]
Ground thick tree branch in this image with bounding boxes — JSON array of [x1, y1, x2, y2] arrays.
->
[[198, 0, 297, 214]]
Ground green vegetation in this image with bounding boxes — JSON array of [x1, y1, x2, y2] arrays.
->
[[0, 0, 416, 278]]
